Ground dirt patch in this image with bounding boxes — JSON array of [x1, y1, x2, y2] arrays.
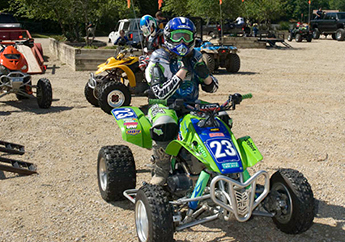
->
[[0, 37, 344, 242]]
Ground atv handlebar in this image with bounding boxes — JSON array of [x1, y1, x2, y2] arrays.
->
[[148, 93, 252, 112]]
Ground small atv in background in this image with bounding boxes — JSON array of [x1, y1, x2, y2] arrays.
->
[[287, 24, 313, 42], [195, 41, 240, 73], [0, 39, 52, 109], [191, 17, 240, 74], [84, 48, 148, 114]]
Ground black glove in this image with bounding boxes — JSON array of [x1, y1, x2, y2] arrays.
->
[[181, 56, 193, 72], [194, 61, 210, 79]]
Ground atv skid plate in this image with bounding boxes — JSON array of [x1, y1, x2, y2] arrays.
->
[[0, 140, 37, 175]]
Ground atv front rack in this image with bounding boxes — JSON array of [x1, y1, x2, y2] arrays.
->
[[123, 170, 273, 231], [0, 140, 37, 176]]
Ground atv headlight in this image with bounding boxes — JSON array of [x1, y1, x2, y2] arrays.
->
[[21, 65, 27, 70], [0, 65, 9, 75]]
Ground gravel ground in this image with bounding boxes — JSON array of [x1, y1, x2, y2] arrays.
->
[[0, 37, 344, 242]]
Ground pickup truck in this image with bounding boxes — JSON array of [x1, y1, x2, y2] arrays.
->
[[310, 12, 345, 41], [0, 13, 23, 40]]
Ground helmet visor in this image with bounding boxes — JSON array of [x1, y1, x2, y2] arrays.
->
[[141, 25, 151, 37], [170, 30, 193, 43]]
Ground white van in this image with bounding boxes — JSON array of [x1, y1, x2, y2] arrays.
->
[[108, 18, 143, 46]]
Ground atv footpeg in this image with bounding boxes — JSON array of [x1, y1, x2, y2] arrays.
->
[[0, 140, 37, 176]]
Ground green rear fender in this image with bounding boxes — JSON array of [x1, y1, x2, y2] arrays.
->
[[111, 107, 152, 149]]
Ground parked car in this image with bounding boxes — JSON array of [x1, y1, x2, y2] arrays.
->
[[0, 13, 23, 40], [310, 12, 345, 40], [108, 18, 143, 47]]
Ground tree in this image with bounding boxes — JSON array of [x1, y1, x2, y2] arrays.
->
[[7, 0, 135, 41]]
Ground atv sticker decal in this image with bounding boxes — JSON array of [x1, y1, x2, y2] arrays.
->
[[209, 132, 225, 137], [153, 128, 163, 136], [126, 129, 141, 135], [124, 122, 138, 129], [112, 108, 137, 120]]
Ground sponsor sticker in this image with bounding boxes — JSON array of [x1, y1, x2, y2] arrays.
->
[[209, 132, 225, 137], [124, 122, 138, 129], [222, 162, 239, 169], [126, 129, 141, 135], [210, 128, 220, 132]]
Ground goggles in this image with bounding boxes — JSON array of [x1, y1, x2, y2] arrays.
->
[[170, 30, 194, 43]]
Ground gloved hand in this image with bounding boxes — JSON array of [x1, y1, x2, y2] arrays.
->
[[181, 56, 193, 72], [193, 61, 210, 79]]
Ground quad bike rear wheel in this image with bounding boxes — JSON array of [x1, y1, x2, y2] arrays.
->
[[135, 184, 174, 242], [225, 53, 240, 73], [98, 80, 131, 114], [269, 168, 315, 234], [97, 145, 136, 202], [295, 33, 302, 42], [202, 53, 215, 73], [36, 78, 52, 109]]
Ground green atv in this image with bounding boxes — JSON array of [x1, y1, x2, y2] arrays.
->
[[97, 94, 315, 242]]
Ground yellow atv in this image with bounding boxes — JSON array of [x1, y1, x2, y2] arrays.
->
[[84, 49, 148, 114]]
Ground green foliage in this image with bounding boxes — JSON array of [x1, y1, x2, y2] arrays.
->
[[6, 0, 345, 43], [278, 21, 291, 30]]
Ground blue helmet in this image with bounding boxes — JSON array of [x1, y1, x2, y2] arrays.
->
[[164, 17, 196, 56], [140, 15, 158, 37]]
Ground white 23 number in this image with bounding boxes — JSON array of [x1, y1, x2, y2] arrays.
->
[[114, 108, 134, 119], [210, 140, 237, 158]]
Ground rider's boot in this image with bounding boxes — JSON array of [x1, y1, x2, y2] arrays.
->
[[150, 142, 171, 185]]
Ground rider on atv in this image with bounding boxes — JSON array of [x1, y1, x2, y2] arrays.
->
[[145, 17, 219, 185], [139, 15, 164, 70]]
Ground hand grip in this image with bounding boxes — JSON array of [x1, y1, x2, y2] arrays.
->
[[242, 93, 253, 100]]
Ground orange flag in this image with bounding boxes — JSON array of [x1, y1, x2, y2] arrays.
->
[[158, 0, 163, 9], [219, 0, 222, 4], [127, 0, 130, 8]]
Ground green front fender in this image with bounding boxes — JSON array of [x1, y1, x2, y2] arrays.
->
[[112, 107, 152, 149]]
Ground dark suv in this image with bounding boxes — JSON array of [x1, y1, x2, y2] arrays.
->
[[310, 12, 345, 41], [0, 13, 23, 40]]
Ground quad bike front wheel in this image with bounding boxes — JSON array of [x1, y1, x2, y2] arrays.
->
[[335, 28, 345, 41], [202, 53, 215, 73], [36, 78, 52, 109], [225, 53, 240, 73], [97, 145, 136, 202], [98, 81, 131, 114], [135, 184, 174, 242], [84, 82, 98, 107], [287, 33, 293, 41], [269, 168, 315, 234]]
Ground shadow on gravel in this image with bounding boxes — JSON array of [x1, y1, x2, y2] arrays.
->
[[0, 99, 72, 115], [213, 69, 258, 76], [110, 200, 134, 211], [175, 199, 345, 242]]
